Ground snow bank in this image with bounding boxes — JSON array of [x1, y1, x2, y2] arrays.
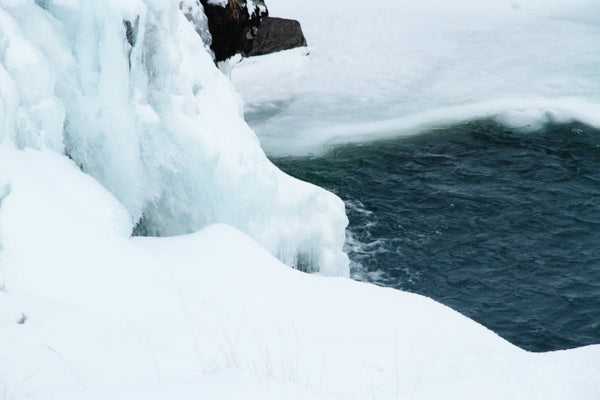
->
[[0, 149, 599, 399], [0, 0, 348, 275], [233, 0, 600, 155]]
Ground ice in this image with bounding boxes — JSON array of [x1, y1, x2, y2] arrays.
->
[[233, 0, 600, 155], [0, 0, 348, 275], [0, 5, 66, 152], [179, 0, 213, 56], [1, 0, 599, 398], [206, 0, 227, 6]]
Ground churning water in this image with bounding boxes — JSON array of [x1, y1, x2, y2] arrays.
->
[[273, 119, 600, 352]]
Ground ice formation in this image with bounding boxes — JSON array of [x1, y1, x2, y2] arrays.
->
[[0, 0, 348, 276], [233, 0, 600, 155], [179, 0, 213, 54]]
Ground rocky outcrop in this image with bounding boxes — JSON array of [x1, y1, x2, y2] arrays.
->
[[246, 17, 307, 57], [199, 0, 267, 61], [198, 0, 307, 61]]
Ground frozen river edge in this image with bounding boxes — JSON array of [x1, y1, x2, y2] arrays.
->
[[1, 147, 599, 399], [1, 0, 599, 398]]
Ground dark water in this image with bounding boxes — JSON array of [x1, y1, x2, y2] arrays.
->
[[273, 120, 600, 352]]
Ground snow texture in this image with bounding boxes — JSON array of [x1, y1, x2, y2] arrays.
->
[[0, 0, 348, 276], [0, 148, 599, 400], [233, 0, 600, 155]]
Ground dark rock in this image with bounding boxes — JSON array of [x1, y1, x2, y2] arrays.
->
[[246, 17, 307, 57], [199, 0, 268, 62], [123, 17, 140, 48], [197, 1, 307, 61], [17, 313, 27, 325], [123, 17, 140, 69]]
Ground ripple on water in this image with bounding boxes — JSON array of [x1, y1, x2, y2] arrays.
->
[[273, 119, 600, 352]]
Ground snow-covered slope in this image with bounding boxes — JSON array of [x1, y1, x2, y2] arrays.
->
[[0, 0, 348, 275], [1, 0, 599, 399], [1, 148, 599, 399], [233, 0, 600, 155]]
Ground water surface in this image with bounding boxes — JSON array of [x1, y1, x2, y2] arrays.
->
[[273, 120, 600, 352]]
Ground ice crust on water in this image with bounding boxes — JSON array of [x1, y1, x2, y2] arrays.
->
[[0, 0, 348, 275], [233, 0, 600, 155]]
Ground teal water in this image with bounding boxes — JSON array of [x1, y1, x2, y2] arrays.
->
[[273, 120, 600, 352]]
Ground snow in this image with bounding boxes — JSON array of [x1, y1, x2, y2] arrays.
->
[[1, 0, 599, 399], [0, 0, 348, 275], [179, 0, 213, 55], [233, 0, 600, 155], [1, 147, 599, 399], [206, 0, 227, 6], [246, 0, 267, 17]]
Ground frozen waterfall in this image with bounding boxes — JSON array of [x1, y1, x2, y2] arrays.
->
[[0, 0, 348, 276]]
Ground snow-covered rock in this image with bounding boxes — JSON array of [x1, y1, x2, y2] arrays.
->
[[200, 0, 268, 61]]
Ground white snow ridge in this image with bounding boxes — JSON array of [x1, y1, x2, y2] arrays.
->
[[0, 1, 599, 399]]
